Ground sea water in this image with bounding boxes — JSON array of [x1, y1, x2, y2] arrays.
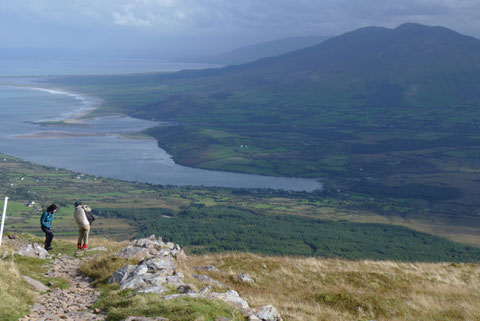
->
[[0, 85, 322, 191]]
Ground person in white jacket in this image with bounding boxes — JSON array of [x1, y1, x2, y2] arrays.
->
[[74, 201, 91, 250]]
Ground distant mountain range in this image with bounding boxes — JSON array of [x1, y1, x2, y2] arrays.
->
[[169, 23, 480, 108], [198, 35, 330, 65]]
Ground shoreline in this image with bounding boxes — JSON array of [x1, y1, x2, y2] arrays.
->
[[0, 82, 323, 191], [0, 83, 102, 125]]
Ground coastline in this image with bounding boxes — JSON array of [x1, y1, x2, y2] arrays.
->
[[0, 82, 102, 125]]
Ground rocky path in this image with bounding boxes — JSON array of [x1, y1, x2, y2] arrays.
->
[[19, 254, 105, 321]]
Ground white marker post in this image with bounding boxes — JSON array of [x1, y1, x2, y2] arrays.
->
[[0, 197, 8, 247]]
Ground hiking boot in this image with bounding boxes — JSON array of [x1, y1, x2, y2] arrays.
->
[[82, 244, 88, 250], [45, 246, 53, 251], [77, 243, 82, 250]]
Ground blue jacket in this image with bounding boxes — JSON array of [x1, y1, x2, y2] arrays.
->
[[40, 211, 55, 229]]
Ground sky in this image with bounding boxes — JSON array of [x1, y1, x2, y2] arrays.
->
[[2, 0, 480, 58]]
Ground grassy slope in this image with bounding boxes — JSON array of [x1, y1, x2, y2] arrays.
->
[[184, 253, 480, 321], [6, 235, 478, 321], [1, 152, 479, 259]]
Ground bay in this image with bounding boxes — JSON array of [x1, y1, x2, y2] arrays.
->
[[0, 85, 322, 191]]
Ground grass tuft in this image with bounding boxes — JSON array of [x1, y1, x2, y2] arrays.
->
[[0, 259, 36, 320]]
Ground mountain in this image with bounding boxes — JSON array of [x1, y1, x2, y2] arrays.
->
[[48, 23, 480, 209], [201, 35, 330, 65]]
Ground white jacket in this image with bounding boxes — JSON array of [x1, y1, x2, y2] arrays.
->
[[74, 205, 91, 228]]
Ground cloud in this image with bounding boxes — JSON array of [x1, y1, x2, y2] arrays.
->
[[1, 0, 480, 52], [113, 3, 152, 27]]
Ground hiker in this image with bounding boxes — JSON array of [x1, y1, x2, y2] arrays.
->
[[40, 204, 58, 251], [74, 201, 93, 250]]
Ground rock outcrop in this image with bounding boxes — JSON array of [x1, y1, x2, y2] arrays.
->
[[16, 243, 50, 259], [110, 236, 283, 321]]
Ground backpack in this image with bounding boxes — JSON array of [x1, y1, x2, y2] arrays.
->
[[85, 210, 95, 224]]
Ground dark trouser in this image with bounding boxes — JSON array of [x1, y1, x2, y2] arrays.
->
[[41, 226, 54, 248]]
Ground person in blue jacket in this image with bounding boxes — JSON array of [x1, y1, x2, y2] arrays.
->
[[40, 204, 58, 251]]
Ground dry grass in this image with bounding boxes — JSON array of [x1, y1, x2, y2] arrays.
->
[[183, 253, 480, 321], [0, 259, 37, 320]]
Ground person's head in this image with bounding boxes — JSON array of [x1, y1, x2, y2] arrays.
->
[[75, 201, 82, 207], [46, 204, 58, 213]]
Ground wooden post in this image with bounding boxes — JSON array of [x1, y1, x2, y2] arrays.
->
[[0, 197, 8, 247]]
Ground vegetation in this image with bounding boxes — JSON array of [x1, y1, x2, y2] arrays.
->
[[184, 253, 480, 321], [94, 290, 245, 321], [1, 152, 479, 259], [40, 24, 480, 252], [2, 233, 479, 321], [94, 206, 480, 262], [0, 259, 36, 320]]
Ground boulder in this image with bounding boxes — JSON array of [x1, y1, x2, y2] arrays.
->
[[253, 305, 283, 321], [109, 265, 137, 284], [115, 246, 150, 260], [165, 275, 184, 286], [177, 284, 198, 294], [137, 285, 168, 295], [206, 290, 250, 310], [23, 275, 49, 292], [193, 274, 227, 288], [16, 243, 50, 259], [121, 275, 147, 290], [141, 257, 176, 273], [237, 273, 255, 283]]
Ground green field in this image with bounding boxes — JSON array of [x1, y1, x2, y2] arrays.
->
[[1, 153, 480, 261]]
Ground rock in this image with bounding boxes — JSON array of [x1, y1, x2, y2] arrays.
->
[[164, 242, 175, 250], [254, 305, 283, 321], [143, 273, 167, 286], [7, 234, 16, 239], [32, 302, 46, 311], [215, 317, 230, 321], [165, 275, 184, 286], [193, 274, 227, 288], [137, 285, 168, 295], [141, 257, 176, 273], [173, 249, 187, 260], [194, 265, 219, 272], [109, 265, 137, 284], [198, 286, 212, 295], [237, 273, 255, 283], [247, 315, 261, 321], [177, 284, 197, 294], [87, 246, 108, 252], [17, 243, 50, 259], [115, 246, 150, 260], [206, 290, 250, 310], [1, 251, 9, 259], [121, 275, 147, 290], [23, 275, 49, 292]]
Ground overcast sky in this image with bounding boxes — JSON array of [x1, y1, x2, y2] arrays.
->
[[2, 0, 480, 57]]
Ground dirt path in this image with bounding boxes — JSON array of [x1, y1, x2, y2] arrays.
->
[[19, 254, 105, 321]]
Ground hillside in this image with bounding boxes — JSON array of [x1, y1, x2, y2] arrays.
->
[[199, 35, 330, 65], [45, 22, 480, 248], [2, 152, 480, 258], [1, 234, 479, 321]]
